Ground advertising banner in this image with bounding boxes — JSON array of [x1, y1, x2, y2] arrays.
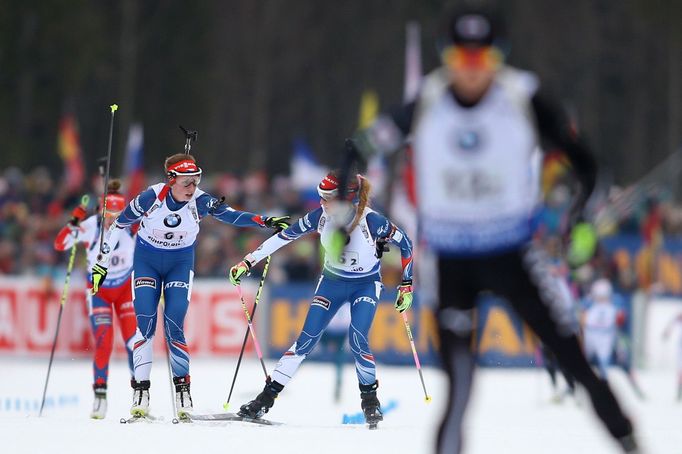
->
[[265, 284, 545, 367], [601, 234, 682, 295], [267, 283, 440, 366], [0, 276, 257, 358]]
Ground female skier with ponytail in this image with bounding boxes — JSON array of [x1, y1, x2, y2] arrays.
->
[[54, 179, 137, 419], [229, 170, 414, 428]]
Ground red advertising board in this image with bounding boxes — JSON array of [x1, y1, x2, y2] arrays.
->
[[0, 276, 257, 358]]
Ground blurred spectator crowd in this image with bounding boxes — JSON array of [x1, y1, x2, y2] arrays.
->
[[536, 178, 682, 297], [0, 166, 406, 287]]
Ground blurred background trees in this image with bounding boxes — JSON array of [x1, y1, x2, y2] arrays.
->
[[1, 0, 681, 184]]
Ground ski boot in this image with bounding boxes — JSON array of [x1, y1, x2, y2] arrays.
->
[[90, 384, 107, 419], [130, 379, 150, 417], [173, 375, 193, 420], [360, 381, 383, 430], [238, 377, 284, 419]]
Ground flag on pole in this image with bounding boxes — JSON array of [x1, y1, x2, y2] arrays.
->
[[57, 114, 86, 193], [358, 90, 379, 129], [291, 137, 328, 209], [123, 123, 145, 199]]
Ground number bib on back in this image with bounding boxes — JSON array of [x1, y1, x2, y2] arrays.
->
[[318, 208, 380, 279]]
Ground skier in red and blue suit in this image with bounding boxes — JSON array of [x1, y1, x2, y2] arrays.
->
[[54, 179, 137, 419]]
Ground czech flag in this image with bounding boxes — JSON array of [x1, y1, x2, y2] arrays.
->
[[290, 137, 328, 210], [123, 123, 145, 199]]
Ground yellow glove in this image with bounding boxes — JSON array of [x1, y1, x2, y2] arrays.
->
[[567, 222, 598, 268], [228, 255, 256, 286], [395, 280, 413, 313]]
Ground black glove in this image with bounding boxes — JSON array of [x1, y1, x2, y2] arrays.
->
[[375, 238, 390, 258], [91, 263, 108, 295], [208, 196, 226, 215], [264, 216, 291, 231]]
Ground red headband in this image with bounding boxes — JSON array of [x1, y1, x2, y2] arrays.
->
[[317, 173, 360, 200], [319, 174, 340, 191], [167, 159, 200, 175], [100, 193, 126, 215]]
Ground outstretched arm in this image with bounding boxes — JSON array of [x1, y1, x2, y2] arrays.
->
[[228, 208, 322, 285], [353, 102, 416, 159], [54, 202, 90, 251], [197, 193, 289, 230], [337, 102, 416, 203], [54, 224, 84, 251], [248, 208, 323, 264]]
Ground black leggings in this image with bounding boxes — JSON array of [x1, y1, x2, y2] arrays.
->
[[541, 343, 576, 392], [435, 246, 633, 454]]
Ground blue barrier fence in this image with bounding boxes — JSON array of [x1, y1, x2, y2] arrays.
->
[[264, 283, 617, 367]]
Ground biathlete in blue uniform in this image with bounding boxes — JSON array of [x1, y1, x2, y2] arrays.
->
[[91, 153, 289, 418], [229, 171, 414, 426]]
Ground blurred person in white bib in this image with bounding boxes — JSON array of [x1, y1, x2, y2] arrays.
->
[[54, 179, 137, 419]]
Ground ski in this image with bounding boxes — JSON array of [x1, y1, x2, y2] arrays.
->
[[119, 413, 159, 424], [188, 412, 283, 426], [174, 412, 192, 424]]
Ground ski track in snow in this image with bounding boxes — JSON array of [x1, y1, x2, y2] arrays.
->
[[3, 358, 681, 453]]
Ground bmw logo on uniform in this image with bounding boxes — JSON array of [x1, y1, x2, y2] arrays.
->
[[164, 214, 182, 228], [457, 130, 481, 151]]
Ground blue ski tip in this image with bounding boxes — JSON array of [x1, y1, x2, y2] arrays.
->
[[342, 413, 365, 424], [341, 399, 398, 424]]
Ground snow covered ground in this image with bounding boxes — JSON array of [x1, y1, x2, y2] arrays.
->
[[3, 358, 681, 454]]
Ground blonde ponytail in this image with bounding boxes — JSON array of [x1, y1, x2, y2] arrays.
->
[[349, 175, 371, 232]]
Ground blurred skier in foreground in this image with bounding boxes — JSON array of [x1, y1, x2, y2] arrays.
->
[[342, 6, 639, 453]]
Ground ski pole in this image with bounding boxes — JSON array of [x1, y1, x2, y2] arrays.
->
[[235, 283, 269, 380], [39, 194, 89, 416], [96, 104, 118, 256], [402, 311, 431, 403], [224, 255, 271, 409], [161, 296, 181, 424]]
